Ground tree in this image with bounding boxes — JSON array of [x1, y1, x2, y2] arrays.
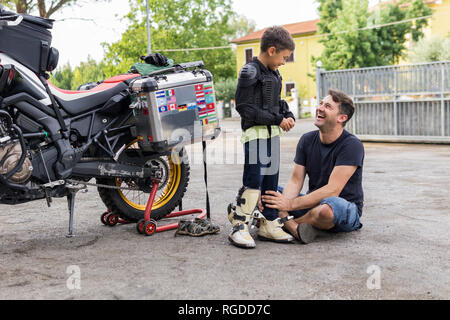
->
[[50, 62, 74, 89], [214, 77, 237, 102], [314, 0, 432, 70], [72, 57, 106, 88], [408, 36, 450, 62], [316, 0, 374, 70], [102, 0, 250, 81], [369, 0, 432, 65], [0, 0, 108, 18], [227, 14, 256, 41], [316, 0, 342, 34], [50, 56, 106, 90]]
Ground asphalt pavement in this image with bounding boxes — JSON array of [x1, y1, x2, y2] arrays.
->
[[0, 118, 449, 299]]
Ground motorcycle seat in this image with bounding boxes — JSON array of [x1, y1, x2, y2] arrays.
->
[[48, 73, 141, 115]]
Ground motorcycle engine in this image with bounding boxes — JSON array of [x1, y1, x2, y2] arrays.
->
[[0, 125, 33, 184]]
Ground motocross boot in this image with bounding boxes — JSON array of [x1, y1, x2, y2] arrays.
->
[[227, 187, 261, 249], [257, 215, 295, 243]]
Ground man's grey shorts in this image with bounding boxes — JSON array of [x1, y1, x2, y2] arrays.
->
[[277, 186, 363, 233]]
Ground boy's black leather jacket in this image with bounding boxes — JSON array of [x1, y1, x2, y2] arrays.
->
[[235, 57, 295, 131]]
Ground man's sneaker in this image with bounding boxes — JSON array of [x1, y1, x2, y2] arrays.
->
[[228, 223, 256, 249], [296, 223, 318, 244], [257, 217, 294, 243]]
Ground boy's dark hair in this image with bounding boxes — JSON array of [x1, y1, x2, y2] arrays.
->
[[328, 89, 354, 126], [261, 26, 295, 53]]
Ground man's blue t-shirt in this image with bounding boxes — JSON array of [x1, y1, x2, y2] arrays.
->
[[294, 130, 365, 216]]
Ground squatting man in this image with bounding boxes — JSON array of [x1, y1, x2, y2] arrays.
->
[[229, 86, 365, 246]]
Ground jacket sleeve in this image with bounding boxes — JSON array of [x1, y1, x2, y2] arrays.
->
[[235, 83, 284, 125], [280, 99, 295, 121]]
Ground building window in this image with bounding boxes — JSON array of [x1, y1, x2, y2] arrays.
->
[[285, 82, 296, 97], [245, 48, 253, 64], [286, 50, 295, 63]]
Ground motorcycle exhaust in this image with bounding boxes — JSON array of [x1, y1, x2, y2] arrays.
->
[[71, 161, 161, 180]]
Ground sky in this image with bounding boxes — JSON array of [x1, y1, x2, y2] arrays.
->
[[3, 0, 378, 67]]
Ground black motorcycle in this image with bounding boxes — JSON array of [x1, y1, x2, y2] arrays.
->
[[0, 8, 194, 235]]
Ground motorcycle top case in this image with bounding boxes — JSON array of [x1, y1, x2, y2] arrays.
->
[[0, 9, 54, 74], [130, 69, 221, 152]]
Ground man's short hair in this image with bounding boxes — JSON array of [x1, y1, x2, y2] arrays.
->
[[261, 26, 295, 53], [328, 89, 355, 126]]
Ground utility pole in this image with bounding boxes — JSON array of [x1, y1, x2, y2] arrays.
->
[[146, 0, 151, 54]]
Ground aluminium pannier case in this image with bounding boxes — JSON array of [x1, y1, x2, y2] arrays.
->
[[130, 63, 221, 152], [0, 8, 54, 74]]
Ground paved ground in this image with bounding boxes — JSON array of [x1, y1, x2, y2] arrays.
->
[[0, 118, 449, 300]]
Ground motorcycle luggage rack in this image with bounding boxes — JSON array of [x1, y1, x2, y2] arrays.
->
[[132, 61, 205, 83]]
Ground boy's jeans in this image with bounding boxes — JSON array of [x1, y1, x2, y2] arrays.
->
[[242, 136, 280, 221]]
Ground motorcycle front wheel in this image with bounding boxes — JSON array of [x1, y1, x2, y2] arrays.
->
[[97, 139, 190, 222]]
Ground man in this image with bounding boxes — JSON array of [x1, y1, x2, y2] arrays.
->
[[227, 26, 296, 249], [262, 89, 364, 244]]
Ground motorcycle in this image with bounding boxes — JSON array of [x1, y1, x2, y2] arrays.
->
[[0, 7, 202, 235]]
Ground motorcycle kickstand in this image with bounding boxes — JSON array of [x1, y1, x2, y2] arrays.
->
[[44, 187, 53, 208], [66, 184, 88, 238]]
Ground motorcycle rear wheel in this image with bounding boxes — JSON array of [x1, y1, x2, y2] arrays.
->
[[97, 140, 190, 222]]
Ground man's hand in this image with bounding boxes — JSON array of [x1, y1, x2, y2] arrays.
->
[[262, 190, 293, 211]]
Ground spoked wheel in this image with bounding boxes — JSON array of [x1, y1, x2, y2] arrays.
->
[[97, 139, 190, 222]]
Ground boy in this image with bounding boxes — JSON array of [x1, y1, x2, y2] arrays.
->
[[228, 26, 296, 248]]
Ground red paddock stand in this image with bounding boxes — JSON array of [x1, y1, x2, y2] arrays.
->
[[100, 179, 206, 236]]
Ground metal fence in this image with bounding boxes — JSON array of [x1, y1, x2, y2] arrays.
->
[[316, 61, 450, 143]]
